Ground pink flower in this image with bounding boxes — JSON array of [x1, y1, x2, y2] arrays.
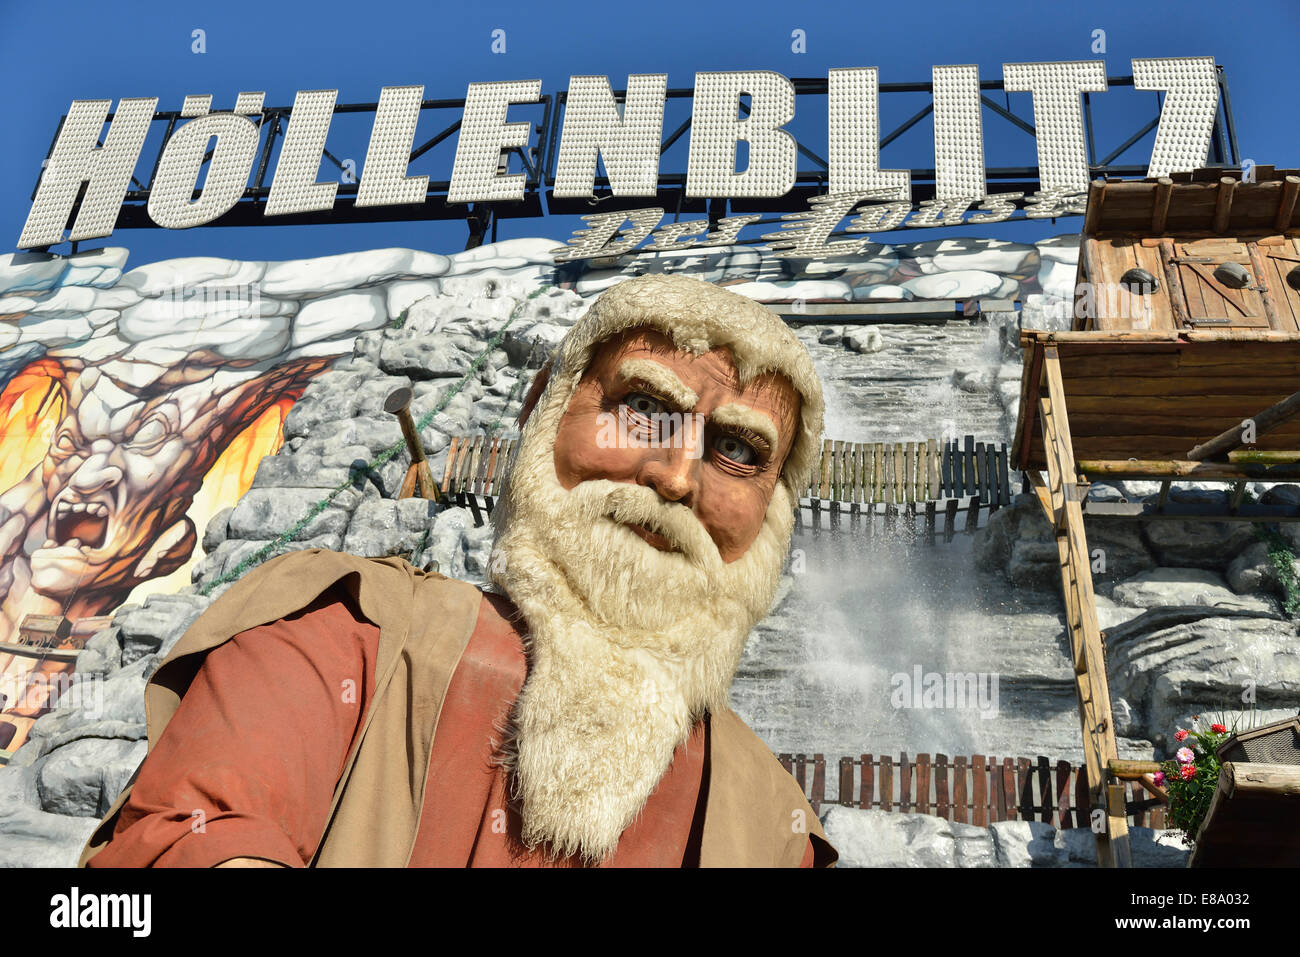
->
[[1152, 771, 1165, 786], [1176, 747, 1195, 763], [1211, 723, 1227, 734], [1180, 764, 1197, 781], [1174, 729, 1189, 742]]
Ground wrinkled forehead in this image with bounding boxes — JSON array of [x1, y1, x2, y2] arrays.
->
[[62, 377, 178, 442], [582, 326, 802, 443], [585, 327, 798, 400]]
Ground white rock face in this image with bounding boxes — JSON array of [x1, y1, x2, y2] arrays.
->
[[901, 270, 1003, 299]]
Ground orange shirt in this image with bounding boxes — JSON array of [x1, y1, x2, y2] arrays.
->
[[89, 584, 815, 868]]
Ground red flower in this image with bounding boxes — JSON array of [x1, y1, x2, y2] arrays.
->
[[1180, 764, 1197, 780], [1174, 729, 1189, 742], [1211, 723, 1227, 734]]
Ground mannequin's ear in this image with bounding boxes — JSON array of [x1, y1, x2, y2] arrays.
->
[[517, 359, 553, 428]]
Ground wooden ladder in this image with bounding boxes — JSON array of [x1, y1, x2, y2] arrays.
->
[[1025, 346, 1132, 867]]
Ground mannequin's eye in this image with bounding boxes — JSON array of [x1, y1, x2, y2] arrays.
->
[[714, 433, 757, 465], [624, 392, 665, 417]]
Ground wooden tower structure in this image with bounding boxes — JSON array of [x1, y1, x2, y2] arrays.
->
[[1011, 167, 1300, 867]]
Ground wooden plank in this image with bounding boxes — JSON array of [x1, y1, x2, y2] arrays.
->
[[915, 753, 931, 816], [483, 437, 502, 495], [838, 756, 855, 807], [879, 754, 893, 812], [1056, 759, 1074, 830], [953, 756, 969, 825], [1160, 237, 1191, 329], [1129, 779, 1144, 827], [943, 498, 959, 543], [1075, 763, 1090, 831], [441, 436, 461, 493], [1083, 179, 1106, 234], [860, 755, 874, 810], [965, 495, 980, 534], [778, 753, 793, 775], [1037, 756, 1053, 824], [941, 438, 954, 497], [935, 754, 950, 820], [927, 438, 940, 500], [819, 439, 833, 499], [856, 443, 867, 503], [467, 436, 484, 495], [873, 444, 885, 504], [898, 752, 911, 812], [831, 440, 843, 503], [905, 441, 916, 504], [455, 437, 472, 495], [998, 759, 1019, 816], [996, 446, 1011, 506], [990, 756, 1006, 822], [893, 443, 905, 504], [971, 754, 988, 827], [976, 441, 989, 502], [811, 754, 826, 815], [794, 753, 808, 793], [1017, 757, 1034, 821], [1247, 241, 1285, 332], [924, 499, 937, 546], [964, 435, 977, 495], [1060, 373, 1300, 397], [473, 436, 493, 494]]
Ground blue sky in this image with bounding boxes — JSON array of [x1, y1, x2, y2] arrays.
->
[[1, 0, 1297, 266]]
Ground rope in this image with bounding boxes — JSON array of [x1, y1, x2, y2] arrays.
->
[[198, 284, 552, 595]]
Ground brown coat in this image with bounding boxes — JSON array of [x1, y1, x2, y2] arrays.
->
[[79, 549, 836, 868]]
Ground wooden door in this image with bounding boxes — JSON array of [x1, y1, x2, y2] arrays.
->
[[1256, 236, 1300, 333], [1090, 237, 1176, 332], [1166, 238, 1270, 329]]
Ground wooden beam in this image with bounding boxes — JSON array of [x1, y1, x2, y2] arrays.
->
[[1187, 388, 1300, 460], [1040, 348, 1131, 868], [1109, 759, 1163, 778], [1212, 176, 1237, 234], [1247, 241, 1284, 331], [1276, 175, 1300, 232], [1078, 458, 1300, 480], [1151, 176, 1173, 233], [1025, 469, 1055, 525], [1083, 178, 1106, 235]]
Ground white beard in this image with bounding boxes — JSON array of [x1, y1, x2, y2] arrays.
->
[[487, 424, 794, 864]]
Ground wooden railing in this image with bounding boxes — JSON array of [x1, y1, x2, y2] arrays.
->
[[779, 752, 1167, 830], [796, 435, 1017, 539], [437, 432, 1019, 537]]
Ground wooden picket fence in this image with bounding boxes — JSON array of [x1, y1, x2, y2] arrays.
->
[[797, 435, 1016, 540], [436, 432, 1019, 537], [779, 752, 1167, 830], [440, 434, 518, 524]]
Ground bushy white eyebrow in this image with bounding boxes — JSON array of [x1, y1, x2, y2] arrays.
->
[[616, 358, 699, 409], [710, 402, 779, 451]]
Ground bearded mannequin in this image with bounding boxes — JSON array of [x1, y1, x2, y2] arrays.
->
[[79, 274, 835, 869], [491, 276, 824, 862]]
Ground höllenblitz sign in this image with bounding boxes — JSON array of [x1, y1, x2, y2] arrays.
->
[[19, 58, 1221, 251]]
